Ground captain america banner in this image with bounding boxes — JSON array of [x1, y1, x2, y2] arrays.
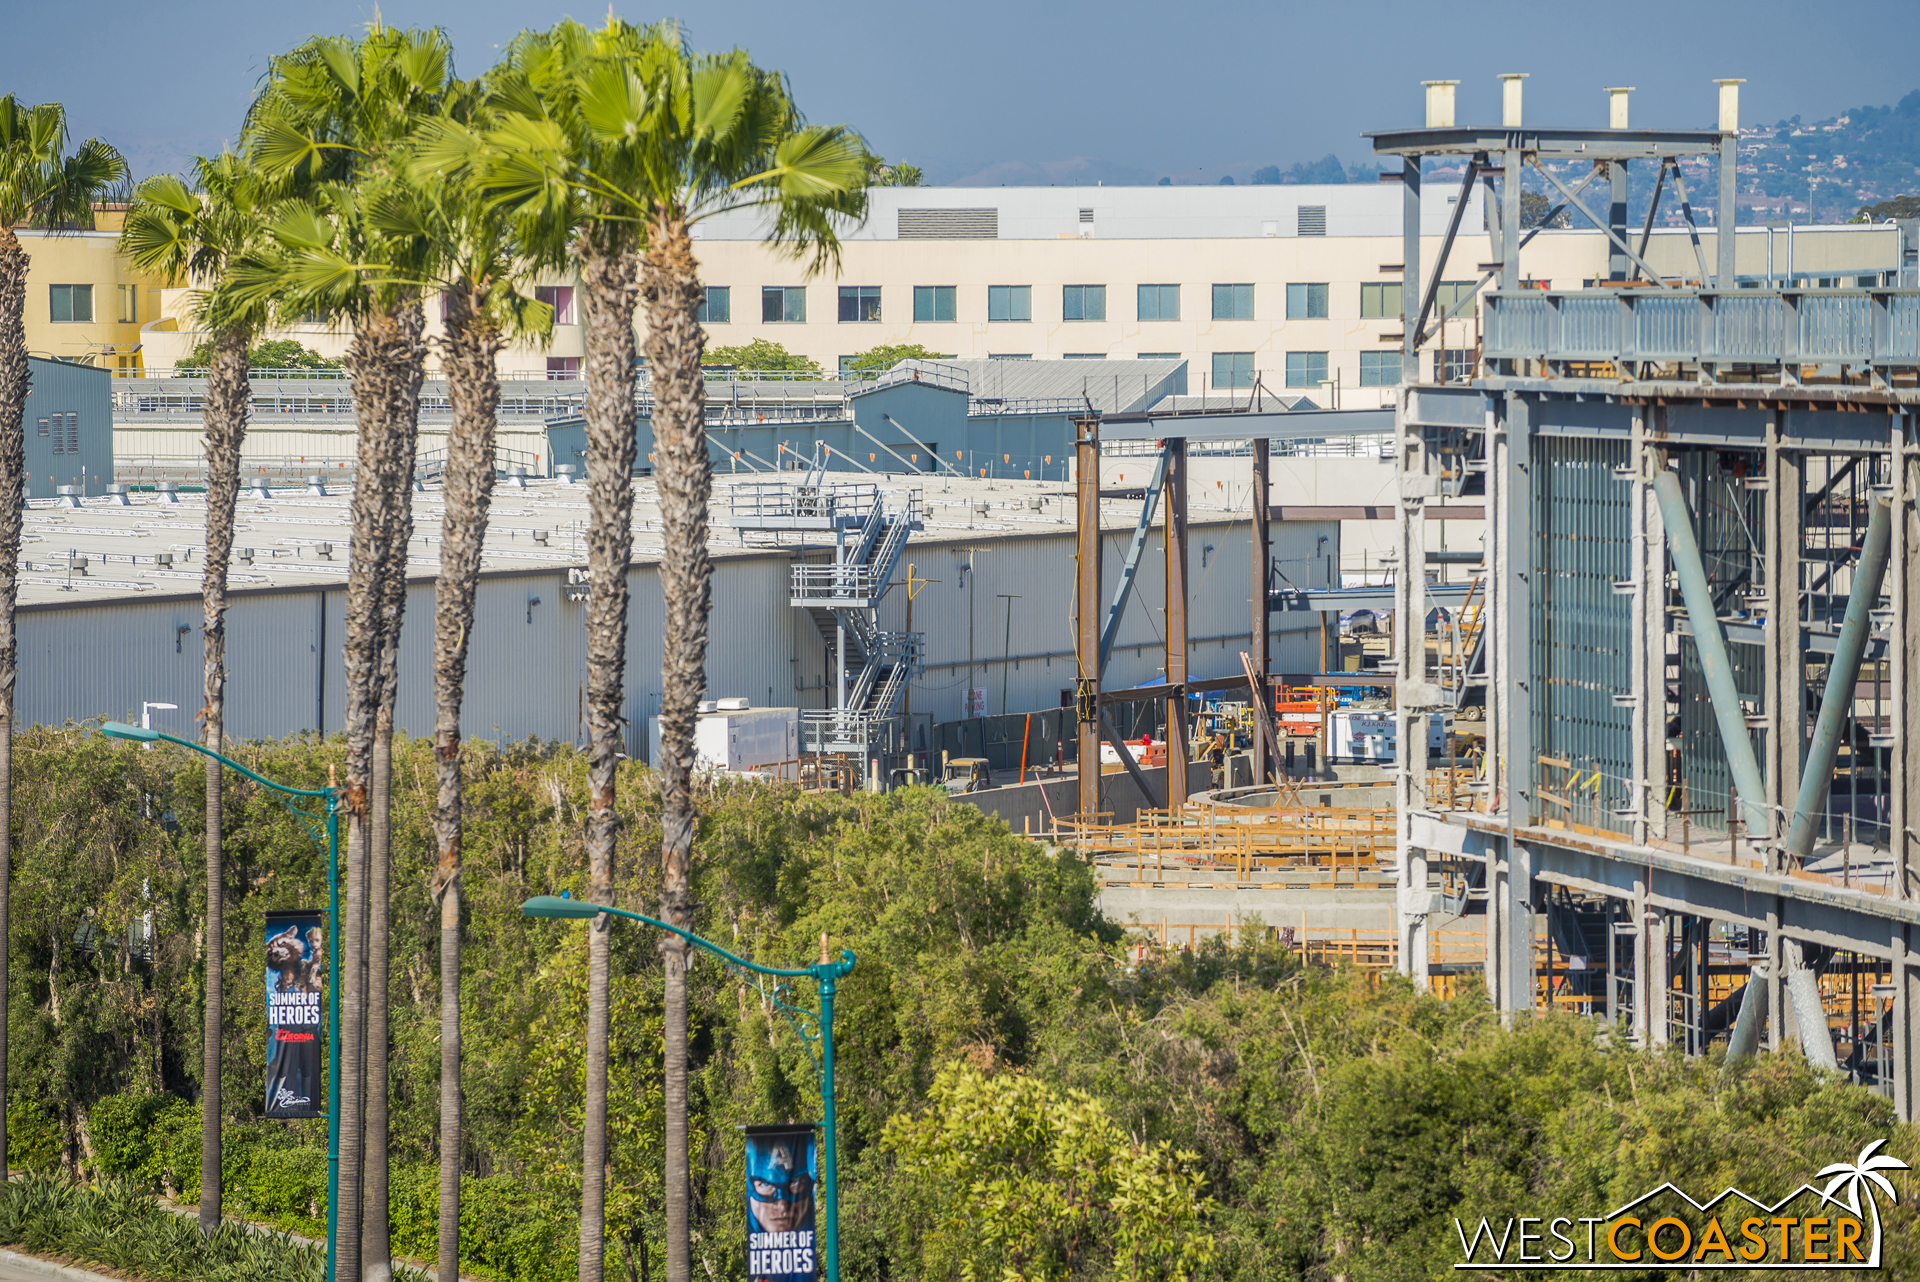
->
[[263, 909, 327, 1119], [745, 1125, 818, 1281]]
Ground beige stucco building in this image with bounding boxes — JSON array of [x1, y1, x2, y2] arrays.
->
[[17, 209, 171, 372], [30, 186, 1907, 408]]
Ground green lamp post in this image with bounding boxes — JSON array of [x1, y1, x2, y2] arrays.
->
[[520, 894, 856, 1282], [99, 721, 343, 1282]]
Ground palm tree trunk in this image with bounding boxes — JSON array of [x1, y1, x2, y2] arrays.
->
[[364, 299, 424, 1282], [338, 299, 426, 1282], [0, 225, 29, 1183], [431, 284, 503, 1282], [643, 213, 709, 1282], [198, 321, 251, 1235], [578, 222, 639, 1282]]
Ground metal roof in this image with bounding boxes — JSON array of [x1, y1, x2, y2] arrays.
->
[[930, 358, 1184, 414]]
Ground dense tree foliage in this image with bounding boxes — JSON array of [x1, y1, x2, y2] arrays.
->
[[173, 339, 341, 372], [700, 340, 820, 373], [2, 729, 1914, 1281]]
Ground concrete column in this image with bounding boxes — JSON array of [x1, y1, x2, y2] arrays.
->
[[1484, 837, 1507, 1007], [1717, 135, 1739, 289], [1630, 874, 1653, 1047], [1504, 841, 1535, 1019], [1164, 440, 1190, 810], [1394, 388, 1432, 982], [1608, 160, 1630, 282], [1763, 423, 1803, 867], [1896, 927, 1918, 1122], [1647, 905, 1672, 1047], [1494, 393, 1533, 820], [1629, 410, 1666, 845], [1767, 896, 1785, 1051], [1403, 845, 1431, 988]]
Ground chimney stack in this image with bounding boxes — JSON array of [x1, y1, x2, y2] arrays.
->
[[1499, 74, 1527, 127], [1716, 79, 1744, 133], [1606, 87, 1634, 129], [1423, 80, 1459, 128]]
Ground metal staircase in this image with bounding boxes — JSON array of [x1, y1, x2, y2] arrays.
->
[[725, 460, 924, 755]]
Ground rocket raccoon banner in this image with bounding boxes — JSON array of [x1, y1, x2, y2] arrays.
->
[[745, 1125, 818, 1281], [263, 909, 327, 1119]]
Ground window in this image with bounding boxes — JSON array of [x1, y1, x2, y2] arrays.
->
[[1063, 353, 1105, 359], [546, 357, 581, 380], [1285, 351, 1329, 388], [1211, 283, 1254, 320], [913, 285, 956, 322], [1433, 349, 1476, 383], [36, 417, 49, 438], [1062, 284, 1106, 321], [988, 353, 1032, 360], [838, 285, 881, 322], [1360, 282, 1404, 320], [117, 285, 138, 324], [1432, 281, 1476, 317], [697, 286, 730, 324], [1285, 282, 1328, 319], [1297, 205, 1326, 236], [1211, 352, 1255, 388], [987, 285, 1031, 322], [1359, 351, 1402, 386], [1137, 284, 1180, 321], [49, 284, 93, 324], [762, 286, 806, 323], [534, 285, 575, 325], [1138, 352, 1180, 360]]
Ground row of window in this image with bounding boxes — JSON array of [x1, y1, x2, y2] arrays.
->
[[533, 348, 1424, 386], [46, 285, 141, 325], [687, 282, 1465, 326], [38, 413, 80, 453]]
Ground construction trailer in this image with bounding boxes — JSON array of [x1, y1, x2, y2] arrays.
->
[[1380, 76, 1920, 1117]]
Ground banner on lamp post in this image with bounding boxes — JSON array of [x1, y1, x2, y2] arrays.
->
[[262, 909, 327, 1119], [745, 1124, 818, 1281]]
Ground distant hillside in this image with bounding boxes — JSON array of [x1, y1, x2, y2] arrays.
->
[[1742, 90, 1920, 220]]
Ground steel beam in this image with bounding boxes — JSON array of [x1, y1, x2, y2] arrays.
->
[[1782, 497, 1892, 863], [1894, 429, 1918, 902], [1413, 161, 1478, 346], [1097, 710, 1159, 809], [1095, 406, 1393, 441], [1368, 124, 1724, 159], [1164, 440, 1190, 810], [1650, 468, 1771, 838], [1251, 439, 1271, 784], [1074, 416, 1103, 821], [1609, 160, 1629, 283], [1763, 426, 1804, 875], [1098, 448, 1170, 673]]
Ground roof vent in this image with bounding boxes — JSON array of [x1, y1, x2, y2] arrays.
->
[[1297, 206, 1327, 237], [1078, 208, 1094, 223], [898, 208, 998, 239], [716, 697, 751, 711]]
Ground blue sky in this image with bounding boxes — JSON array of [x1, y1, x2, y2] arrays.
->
[[7, 0, 1920, 184]]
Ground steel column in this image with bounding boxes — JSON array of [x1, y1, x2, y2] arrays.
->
[[1897, 927, 1917, 1122], [1629, 409, 1665, 845], [1074, 416, 1103, 821], [1764, 427, 1804, 873], [1403, 157, 1421, 369], [1783, 497, 1893, 863], [1717, 134, 1738, 289], [1608, 160, 1629, 282], [1164, 440, 1190, 809], [1251, 438, 1271, 784], [1650, 468, 1770, 838], [1894, 432, 1918, 901]]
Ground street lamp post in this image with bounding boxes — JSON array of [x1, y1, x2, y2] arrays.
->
[[520, 895, 856, 1282], [100, 721, 343, 1282]]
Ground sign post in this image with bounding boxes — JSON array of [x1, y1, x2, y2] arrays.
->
[[521, 896, 855, 1282]]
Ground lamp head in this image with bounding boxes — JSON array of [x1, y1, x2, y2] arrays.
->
[[101, 721, 159, 742], [522, 894, 600, 920]]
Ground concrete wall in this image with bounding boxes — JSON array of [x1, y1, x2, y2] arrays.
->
[[952, 762, 1212, 831]]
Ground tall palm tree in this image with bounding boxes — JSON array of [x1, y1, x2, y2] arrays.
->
[[120, 152, 275, 1236], [240, 29, 451, 1281], [410, 87, 553, 1282], [473, 24, 866, 1280], [0, 97, 125, 1181]]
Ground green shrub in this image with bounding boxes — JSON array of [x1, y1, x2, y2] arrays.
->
[[5, 1100, 61, 1174]]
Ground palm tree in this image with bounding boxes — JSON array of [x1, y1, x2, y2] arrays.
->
[[1818, 1138, 1909, 1267], [472, 24, 866, 1281], [240, 28, 451, 1281], [0, 97, 125, 1181], [410, 86, 553, 1282], [120, 152, 275, 1236]]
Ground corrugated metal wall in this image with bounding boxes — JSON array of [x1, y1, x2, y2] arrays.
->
[[21, 516, 1328, 749]]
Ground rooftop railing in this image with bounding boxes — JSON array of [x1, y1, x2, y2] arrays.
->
[[1482, 287, 1920, 381]]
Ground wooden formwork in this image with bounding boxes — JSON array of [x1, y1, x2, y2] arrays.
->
[[1057, 804, 1396, 880]]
